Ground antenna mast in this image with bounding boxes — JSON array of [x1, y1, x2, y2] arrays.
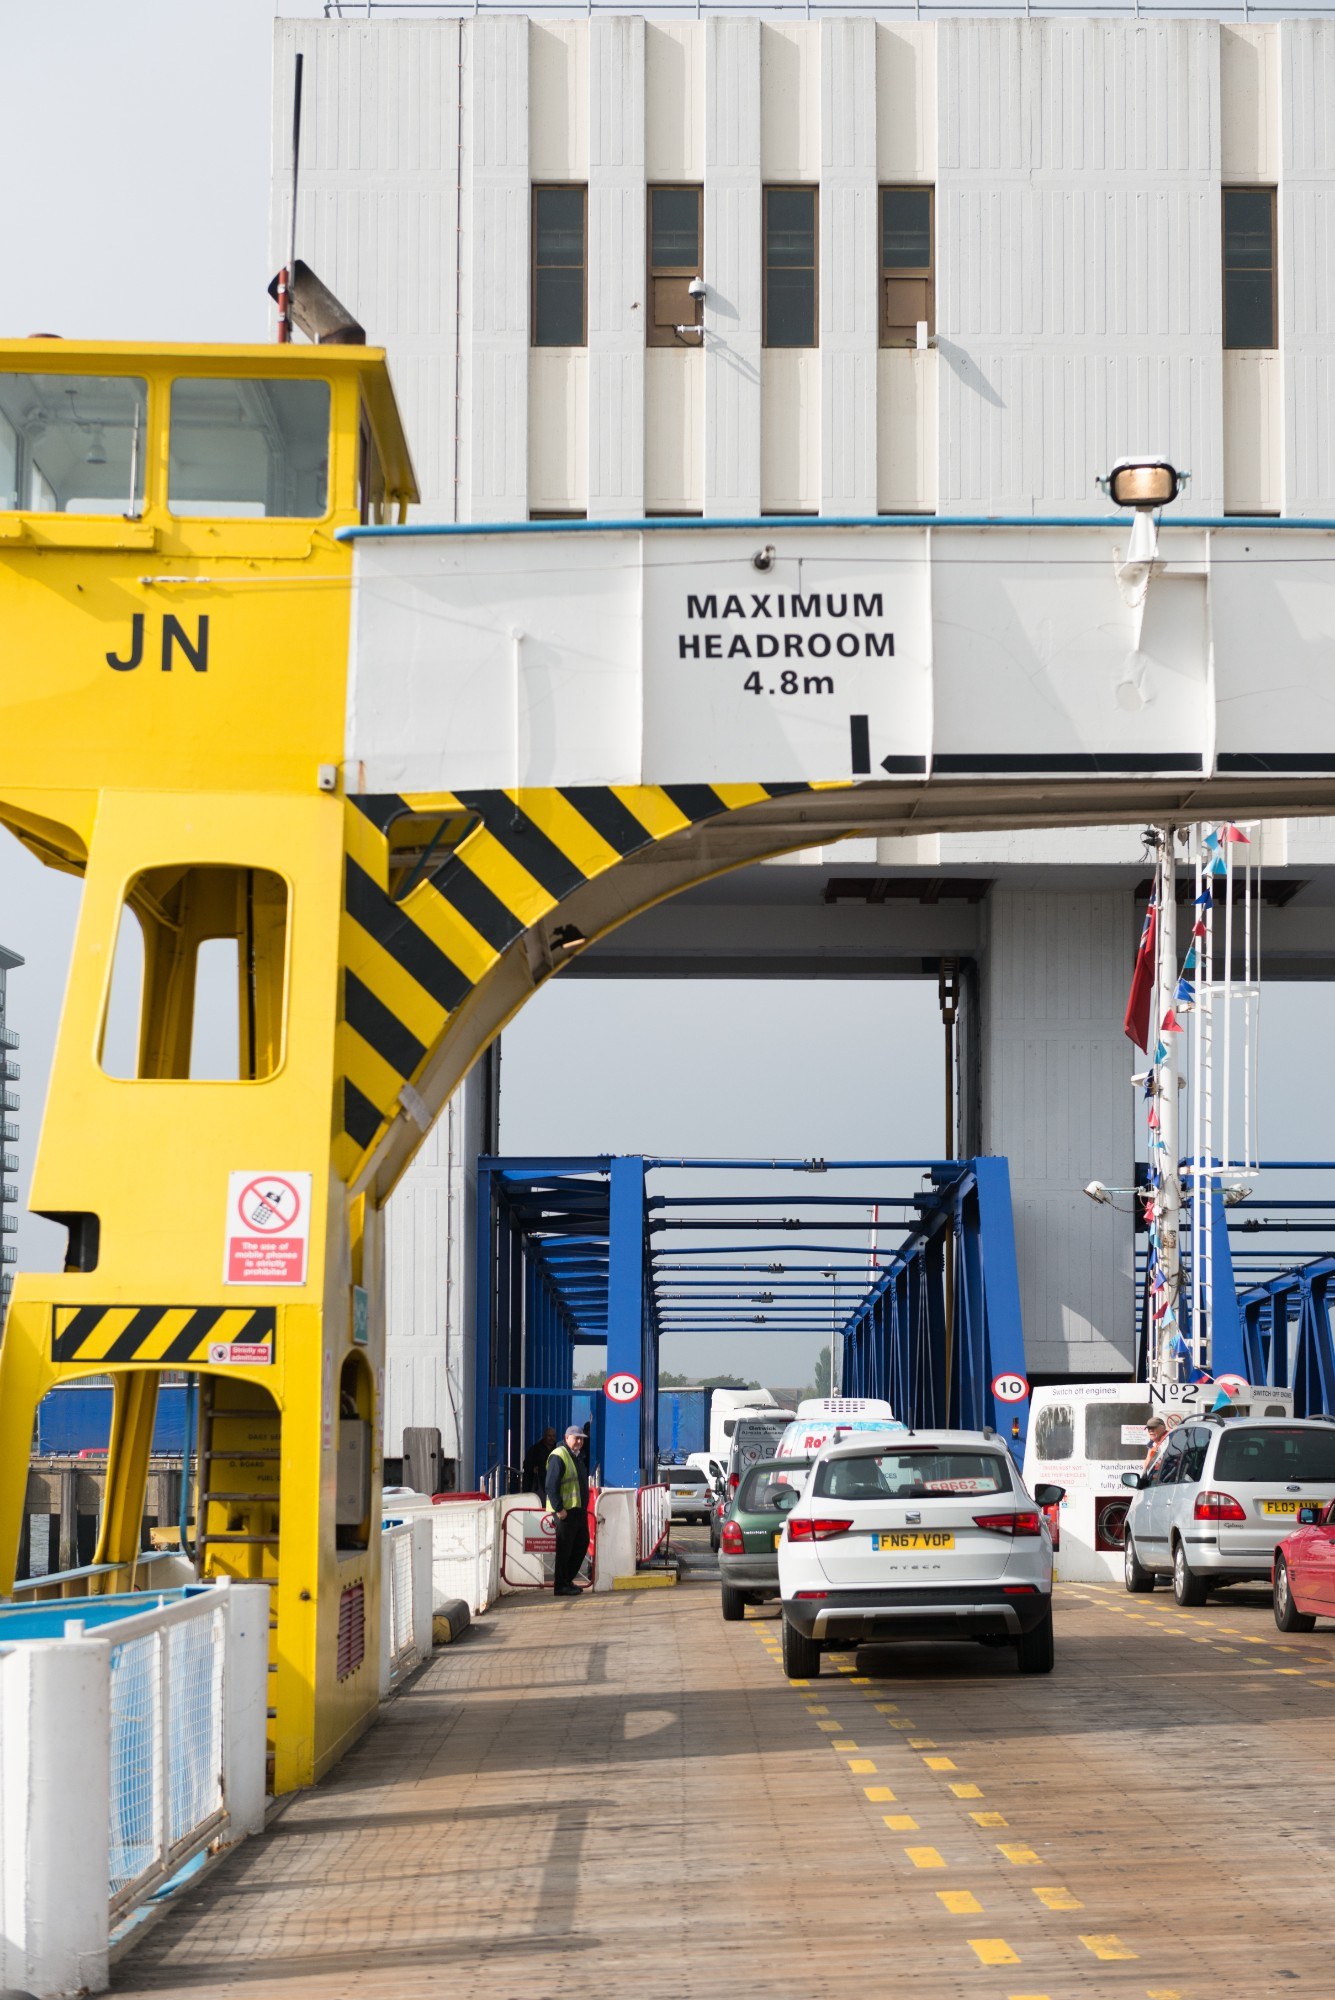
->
[[277, 53, 304, 344]]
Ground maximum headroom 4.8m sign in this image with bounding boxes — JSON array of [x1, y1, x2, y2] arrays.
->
[[641, 549, 931, 782], [345, 529, 931, 790]]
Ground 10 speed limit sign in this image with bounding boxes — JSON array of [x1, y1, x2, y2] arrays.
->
[[604, 1372, 643, 1404], [991, 1372, 1030, 1403]]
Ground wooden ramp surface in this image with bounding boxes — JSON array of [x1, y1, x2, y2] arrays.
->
[[114, 1566, 1335, 1999]]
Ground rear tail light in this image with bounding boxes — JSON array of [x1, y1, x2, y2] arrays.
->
[[1194, 1489, 1246, 1523], [728, 1474, 740, 1492], [1003, 1584, 1038, 1596], [794, 1590, 828, 1600], [720, 1520, 744, 1555], [787, 1517, 854, 1543], [973, 1510, 1042, 1536]]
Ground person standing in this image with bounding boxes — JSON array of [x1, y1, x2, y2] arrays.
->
[[522, 1426, 558, 1496], [546, 1425, 590, 1597]]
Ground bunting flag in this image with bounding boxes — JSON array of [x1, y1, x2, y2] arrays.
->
[[1223, 824, 1250, 844], [1153, 1041, 1168, 1063], [1161, 1009, 1185, 1033], [1175, 976, 1195, 1007], [1204, 829, 1220, 851], [1212, 854, 1229, 877], [1182, 945, 1197, 972], [1192, 920, 1207, 939], [1196, 890, 1212, 910], [1124, 898, 1158, 1052], [1146, 1107, 1160, 1130]]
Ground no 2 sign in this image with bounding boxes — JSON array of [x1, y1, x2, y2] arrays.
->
[[991, 1372, 1030, 1404], [605, 1372, 643, 1405]]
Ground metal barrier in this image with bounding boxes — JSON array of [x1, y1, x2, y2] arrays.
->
[[429, 1496, 499, 1615], [0, 1579, 268, 2000], [637, 1483, 671, 1564], [499, 1504, 557, 1589], [379, 1517, 434, 1691], [12, 1547, 188, 1601]]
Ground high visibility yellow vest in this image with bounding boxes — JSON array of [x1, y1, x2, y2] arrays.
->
[[552, 1445, 581, 1511]]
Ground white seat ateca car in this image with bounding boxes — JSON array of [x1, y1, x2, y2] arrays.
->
[[777, 1427, 1064, 1679]]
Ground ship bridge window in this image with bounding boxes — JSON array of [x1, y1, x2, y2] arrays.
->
[[168, 377, 330, 519], [0, 373, 147, 514]]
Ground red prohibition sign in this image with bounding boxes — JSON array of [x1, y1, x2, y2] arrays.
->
[[238, 1176, 302, 1234]]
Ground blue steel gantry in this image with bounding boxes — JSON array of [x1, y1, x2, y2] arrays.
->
[[473, 1156, 1029, 1489]]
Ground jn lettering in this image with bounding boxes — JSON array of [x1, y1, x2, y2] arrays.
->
[[106, 613, 210, 673]]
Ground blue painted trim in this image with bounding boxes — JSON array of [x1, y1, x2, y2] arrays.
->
[[339, 514, 1335, 542]]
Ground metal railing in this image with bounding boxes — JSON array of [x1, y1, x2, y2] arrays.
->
[[102, 1592, 229, 1919], [11, 1547, 185, 1601], [382, 1520, 417, 1682], [637, 1482, 671, 1564], [0, 1580, 268, 2000], [325, 0, 1335, 21]]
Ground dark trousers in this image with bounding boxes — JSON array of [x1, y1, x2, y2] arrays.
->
[[554, 1506, 590, 1590]]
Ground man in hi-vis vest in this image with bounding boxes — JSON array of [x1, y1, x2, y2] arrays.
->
[[545, 1424, 591, 1596]]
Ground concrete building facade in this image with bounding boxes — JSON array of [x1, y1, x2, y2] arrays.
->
[[272, 9, 1335, 1474]]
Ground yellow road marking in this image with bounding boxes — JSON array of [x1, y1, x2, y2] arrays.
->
[[1243, 1635, 1268, 1644], [908, 1737, 937, 1749], [805, 1704, 830, 1714], [787, 1678, 810, 1687], [938, 1890, 983, 1915], [950, 1783, 983, 1799], [1216, 1626, 1239, 1633], [832, 1739, 859, 1751], [1275, 1667, 1303, 1675], [864, 1786, 896, 1802], [1215, 1645, 1237, 1652], [969, 1938, 1020, 1966], [816, 1721, 842, 1732], [924, 1755, 957, 1771], [873, 1701, 900, 1712], [1146, 1989, 1184, 1998], [887, 1719, 914, 1730], [1314, 1679, 1335, 1689], [884, 1814, 919, 1831], [1303, 1656, 1327, 1664], [848, 1759, 877, 1774], [1080, 1935, 1138, 1961], [971, 1811, 1008, 1828], [998, 1843, 1041, 1865], [1032, 1886, 1083, 1911], [906, 1846, 946, 1868], [849, 1675, 871, 1684]]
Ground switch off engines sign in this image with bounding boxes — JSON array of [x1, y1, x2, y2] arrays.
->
[[224, 1171, 312, 1285]]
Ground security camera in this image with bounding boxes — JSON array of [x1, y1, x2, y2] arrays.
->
[[687, 276, 707, 301]]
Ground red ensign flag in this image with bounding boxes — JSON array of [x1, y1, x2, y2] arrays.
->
[[1124, 900, 1157, 1051]]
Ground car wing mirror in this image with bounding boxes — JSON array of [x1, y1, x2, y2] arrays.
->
[[1120, 1472, 1146, 1489], [1033, 1484, 1066, 1507], [1298, 1505, 1320, 1525]]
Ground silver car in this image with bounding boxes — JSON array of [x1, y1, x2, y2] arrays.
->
[[1122, 1415, 1335, 1605]]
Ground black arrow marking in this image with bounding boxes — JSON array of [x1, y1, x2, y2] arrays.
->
[[850, 714, 871, 775]]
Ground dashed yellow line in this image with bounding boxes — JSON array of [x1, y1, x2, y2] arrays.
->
[[848, 1759, 877, 1774], [864, 1786, 896, 1802], [908, 1737, 937, 1749], [950, 1782, 983, 1799], [1081, 1934, 1138, 1960], [972, 1810, 1008, 1828], [905, 1845, 946, 1868], [1032, 1885, 1083, 1911], [831, 1738, 859, 1751], [938, 1889, 983, 1915], [970, 1938, 1020, 1966], [884, 1813, 919, 1831], [924, 1755, 957, 1771], [998, 1843, 1041, 1865], [815, 1721, 842, 1733]]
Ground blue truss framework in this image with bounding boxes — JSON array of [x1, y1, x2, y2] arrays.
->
[[473, 1154, 1029, 1490], [1135, 1162, 1335, 1413]]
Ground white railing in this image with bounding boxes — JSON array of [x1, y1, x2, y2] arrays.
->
[[637, 1482, 672, 1564], [428, 1496, 499, 1615], [324, 0, 1335, 22], [378, 1516, 435, 1693], [0, 1579, 268, 2000]]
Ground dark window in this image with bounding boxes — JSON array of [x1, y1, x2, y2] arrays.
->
[[1034, 1402, 1075, 1462], [1148, 1434, 1185, 1487], [1084, 1400, 1152, 1462], [815, 1449, 1009, 1500], [881, 186, 934, 346], [1181, 1427, 1211, 1485], [1223, 188, 1276, 350], [1214, 1425, 1335, 1483], [532, 186, 587, 347], [648, 186, 703, 347], [764, 187, 818, 349]]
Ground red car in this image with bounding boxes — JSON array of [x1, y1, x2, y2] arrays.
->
[[1273, 1501, 1335, 1630]]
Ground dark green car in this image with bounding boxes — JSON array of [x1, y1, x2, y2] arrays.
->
[[719, 1458, 813, 1621]]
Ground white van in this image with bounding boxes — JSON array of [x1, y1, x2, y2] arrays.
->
[[774, 1396, 905, 1462], [710, 1389, 782, 1461], [1022, 1379, 1296, 1582]]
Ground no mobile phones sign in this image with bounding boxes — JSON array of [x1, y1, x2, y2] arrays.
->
[[225, 1171, 312, 1285]]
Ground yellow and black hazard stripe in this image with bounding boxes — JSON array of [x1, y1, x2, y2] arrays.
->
[[52, 1305, 277, 1368], [334, 781, 811, 1179]]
